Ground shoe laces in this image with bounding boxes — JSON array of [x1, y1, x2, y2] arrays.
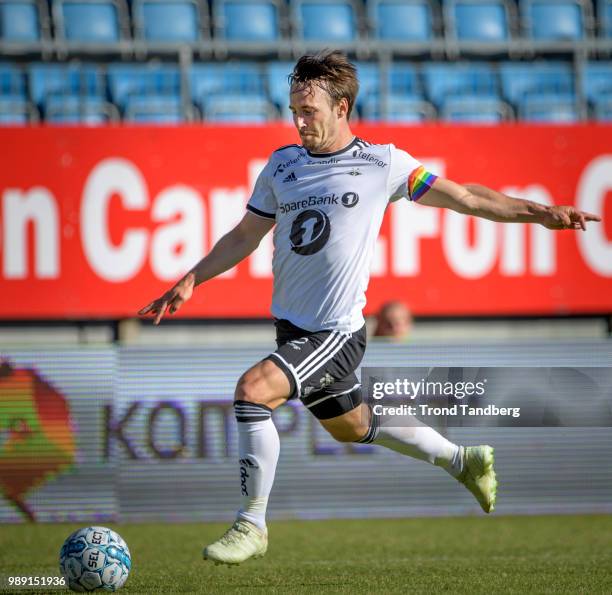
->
[[219, 522, 250, 546]]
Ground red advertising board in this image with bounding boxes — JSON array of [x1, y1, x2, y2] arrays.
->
[[0, 125, 610, 319]]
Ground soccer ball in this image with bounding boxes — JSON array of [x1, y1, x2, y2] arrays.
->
[[59, 526, 131, 592]]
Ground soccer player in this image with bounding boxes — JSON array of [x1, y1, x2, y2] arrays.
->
[[139, 51, 600, 565]]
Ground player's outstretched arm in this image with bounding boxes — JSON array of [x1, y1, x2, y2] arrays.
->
[[418, 178, 601, 230], [138, 212, 274, 324]]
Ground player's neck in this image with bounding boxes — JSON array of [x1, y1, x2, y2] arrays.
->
[[308, 132, 355, 156]]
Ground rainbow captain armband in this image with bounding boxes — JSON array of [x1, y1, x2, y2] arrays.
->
[[408, 165, 438, 201]]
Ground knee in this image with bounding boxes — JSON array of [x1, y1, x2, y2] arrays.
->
[[235, 360, 280, 405], [325, 422, 370, 443]]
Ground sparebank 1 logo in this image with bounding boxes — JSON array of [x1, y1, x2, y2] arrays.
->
[[0, 361, 76, 520]]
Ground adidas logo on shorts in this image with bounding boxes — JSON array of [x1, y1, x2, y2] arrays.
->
[[282, 172, 297, 183]]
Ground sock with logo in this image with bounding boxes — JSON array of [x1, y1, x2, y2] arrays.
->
[[234, 400, 280, 531], [358, 407, 464, 477]]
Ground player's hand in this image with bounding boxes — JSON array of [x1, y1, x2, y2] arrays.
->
[[138, 273, 196, 325], [541, 206, 601, 231]]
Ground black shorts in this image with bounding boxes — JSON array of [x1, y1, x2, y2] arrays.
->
[[266, 319, 366, 420]]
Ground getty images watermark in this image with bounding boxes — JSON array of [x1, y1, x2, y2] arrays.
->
[[362, 367, 612, 427]]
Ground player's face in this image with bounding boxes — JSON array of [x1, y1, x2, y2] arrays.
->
[[289, 83, 343, 153]]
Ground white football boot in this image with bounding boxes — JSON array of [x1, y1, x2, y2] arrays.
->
[[203, 521, 268, 565], [457, 445, 497, 513]]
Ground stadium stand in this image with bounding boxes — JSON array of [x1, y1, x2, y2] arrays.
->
[[0, 0, 41, 42], [53, 0, 128, 44], [1, 0, 611, 123], [266, 60, 294, 119], [124, 94, 186, 122], [448, 0, 512, 42], [594, 96, 612, 119], [521, 0, 591, 43], [133, 0, 202, 44], [519, 93, 582, 120], [214, 0, 280, 42], [204, 93, 276, 121], [292, 0, 359, 43], [499, 61, 574, 107], [422, 61, 499, 108], [368, 0, 434, 42], [582, 60, 612, 119], [600, 0, 612, 37], [441, 95, 513, 121], [0, 95, 35, 123], [107, 62, 181, 119], [388, 61, 423, 98], [45, 94, 118, 123], [353, 60, 381, 115], [0, 62, 27, 97], [27, 63, 106, 112], [362, 95, 436, 121]]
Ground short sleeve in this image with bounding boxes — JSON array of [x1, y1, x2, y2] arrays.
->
[[246, 159, 277, 219], [387, 144, 438, 202]]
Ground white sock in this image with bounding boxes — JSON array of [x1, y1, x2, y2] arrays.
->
[[234, 401, 280, 531], [361, 409, 464, 477]]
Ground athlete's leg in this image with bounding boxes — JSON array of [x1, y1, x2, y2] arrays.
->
[[319, 400, 462, 475], [318, 396, 496, 513], [203, 359, 290, 565], [234, 360, 290, 530]]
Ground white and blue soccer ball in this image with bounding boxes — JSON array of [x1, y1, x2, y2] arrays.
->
[[60, 526, 131, 592]]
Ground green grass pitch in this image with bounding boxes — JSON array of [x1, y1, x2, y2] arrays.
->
[[2, 515, 611, 594]]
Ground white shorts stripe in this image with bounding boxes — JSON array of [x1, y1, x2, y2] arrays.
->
[[294, 331, 338, 375], [297, 333, 350, 382], [296, 332, 343, 379], [268, 352, 301, 396]]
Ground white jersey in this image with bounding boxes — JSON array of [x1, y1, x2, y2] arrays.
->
[[247, 137, 437, 333]]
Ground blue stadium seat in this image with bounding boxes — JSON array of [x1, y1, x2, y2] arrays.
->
[[388, 62, 423, 98], [0, 0, 40, 41], [190, 62, 265, 113], [266, 61, 293, 106], [448, 0, 510, 41], [368, 0, 433, 42], [353, 61, 380, 114], [0, 63, 26, 98], [422, 62, 498, 108], [28, 63, 106, 108], [107, 64, 180, 111], [293, 0, 357, 42], [522, 0, 585, 40], [124, 95, 185, 123], [0, 96, 33, 124], [204, 94, 275, 122], [519, 94, 581, 121], [265, 61, 294, 120], [362, 95, 434, 122], [133, 0, 200, 42], [582, 62, 612, 119], [600, 0, 612, 37], [215, 0, 279, 41], [442, 96, 511, 122], [594, 97, 612, 121], [55, 0, 123, 43], [582, 62, 612, 104], [499, 61, 573, 106], [45, 96, 116, 124]]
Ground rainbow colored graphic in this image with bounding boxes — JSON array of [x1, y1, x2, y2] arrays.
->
[[0, 361, 76, 521], [408, 165, 438, 201]]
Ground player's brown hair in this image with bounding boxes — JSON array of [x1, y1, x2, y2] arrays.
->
[[289, 50, 359, 119]]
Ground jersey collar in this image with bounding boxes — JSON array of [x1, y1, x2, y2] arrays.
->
[[305, 136, 358, 158]]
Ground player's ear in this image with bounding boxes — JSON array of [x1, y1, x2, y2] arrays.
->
[[336, 98, 349, 119]]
